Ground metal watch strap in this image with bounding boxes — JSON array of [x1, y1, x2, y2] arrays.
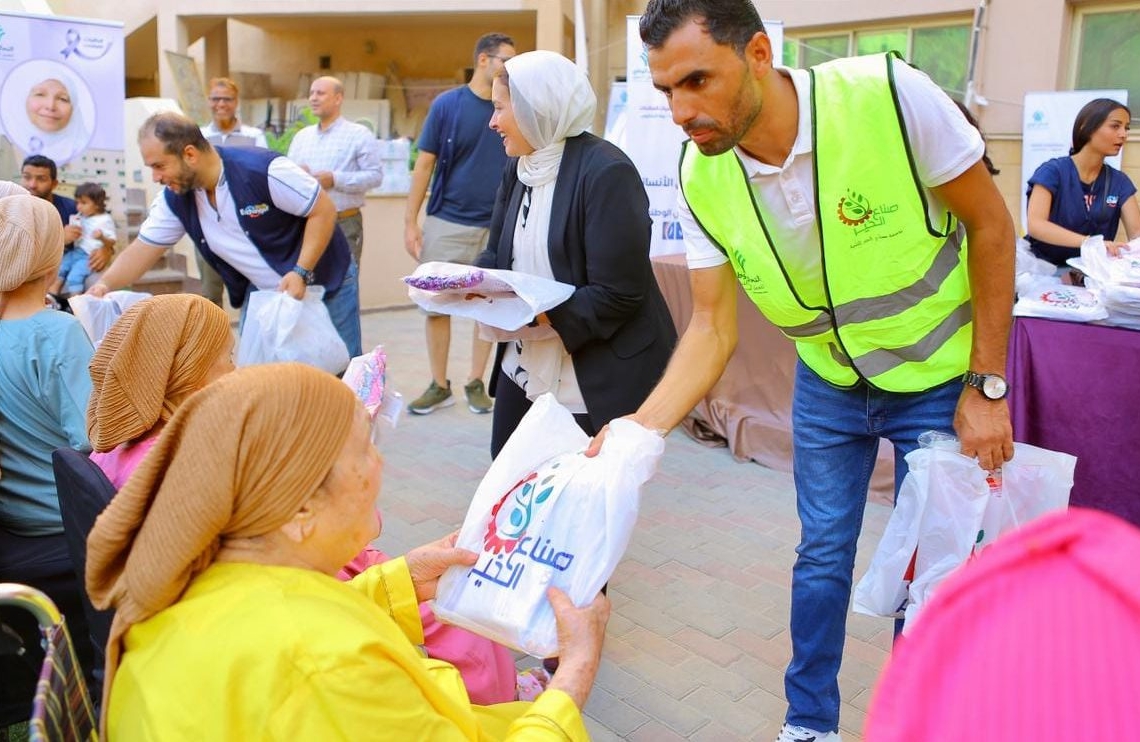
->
[[291, 265, 315, 284]]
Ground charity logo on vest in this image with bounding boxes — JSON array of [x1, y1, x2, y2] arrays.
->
[[238, 203, 270, 218], [837, 190, 903, 245], [731, 247, 768, 295], [836, 190, 874, 227]]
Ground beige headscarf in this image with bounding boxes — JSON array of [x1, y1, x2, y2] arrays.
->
[[87, 294, 232, 452], [0, 193, 64, 292], [0, 181, 30, 198], [86, 363, 359, 724]]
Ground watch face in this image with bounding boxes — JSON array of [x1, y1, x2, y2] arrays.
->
[[982, 375, 1008, 400]]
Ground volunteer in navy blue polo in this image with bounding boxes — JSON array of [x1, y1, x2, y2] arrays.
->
[[88, 112, 362, 357]]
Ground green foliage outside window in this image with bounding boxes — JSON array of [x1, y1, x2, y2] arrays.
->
[[1077, 10, 1140, 118], [266, 107, 317, 155], [911, 25, 971, 101]]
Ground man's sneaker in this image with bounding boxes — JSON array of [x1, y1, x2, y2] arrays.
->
[[464, 379, 493, 414], [775, 724, 841, 742], [408, 380, 454, 414]]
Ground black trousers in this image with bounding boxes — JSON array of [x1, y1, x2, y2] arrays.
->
[[0, 529, 97, 725], [489, 373, 596, 460]]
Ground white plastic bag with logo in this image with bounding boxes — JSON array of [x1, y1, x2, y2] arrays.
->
[[236, 287, 350, 375], [67, 290, 152, 346], [433, 394, 664, 657]]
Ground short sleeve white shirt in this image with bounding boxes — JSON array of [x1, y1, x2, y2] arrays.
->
[[680, 63, 984, 283], [138, 157, 320, 291]]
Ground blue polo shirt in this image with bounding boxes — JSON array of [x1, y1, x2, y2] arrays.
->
[[418, 86, 509, 227], [1027, 156, 1138, 266]]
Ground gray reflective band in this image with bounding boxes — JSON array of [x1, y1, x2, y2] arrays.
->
[[829, 343, 853, 368], [850, 300, 972, 377], [782, 312, 835, 338], [833, 227, 965, 326]]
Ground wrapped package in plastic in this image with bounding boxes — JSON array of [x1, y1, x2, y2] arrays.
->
[[433, 394, 664, 657], [68, 290, 151, 346], [404, 261, 575, 331]]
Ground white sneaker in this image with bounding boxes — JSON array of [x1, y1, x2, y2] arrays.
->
[[775, 723, 842, 742]]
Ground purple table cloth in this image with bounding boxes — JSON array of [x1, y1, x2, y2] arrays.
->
[[1007, 317, 1140, 526]]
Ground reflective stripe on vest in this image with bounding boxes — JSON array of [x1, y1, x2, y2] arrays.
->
[[680, 52, 972, 392]]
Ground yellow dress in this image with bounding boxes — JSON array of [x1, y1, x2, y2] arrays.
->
[[107, 558, 588, 740]]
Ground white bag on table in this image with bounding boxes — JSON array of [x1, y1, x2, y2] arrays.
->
[[404, 261, 575, 331], [236, 287, 350, 375], [433, 394, 664, 657], [67, 290, 151, 346]]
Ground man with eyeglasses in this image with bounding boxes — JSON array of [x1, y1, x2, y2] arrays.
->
[[198, 77, 268, 306], [404, 32, 516, 416], [201, 77, 268, 149]]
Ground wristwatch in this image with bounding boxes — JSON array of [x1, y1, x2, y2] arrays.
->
[[290, 264, 315, 285], [962, 371, 1008, 400]]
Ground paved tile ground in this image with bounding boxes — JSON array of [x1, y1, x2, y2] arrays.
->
[[364, 308, 894, 741]]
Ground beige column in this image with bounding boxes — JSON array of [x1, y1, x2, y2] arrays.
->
[[203, 20, 230, 84], [156, 11, 190, 102]]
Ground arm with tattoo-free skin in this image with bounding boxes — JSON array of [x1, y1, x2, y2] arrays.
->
[[934, 159, 1016, 471]]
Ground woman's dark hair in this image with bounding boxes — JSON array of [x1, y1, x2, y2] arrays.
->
[[640, 0, 765, 55], [74, 182, 107, 211], [1071, 98, 1131, 156]]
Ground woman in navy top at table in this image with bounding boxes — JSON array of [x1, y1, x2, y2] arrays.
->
[[1026, 98, 1140, 268]]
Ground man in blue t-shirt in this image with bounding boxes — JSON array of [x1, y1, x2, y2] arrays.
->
[[404, 32, 515, 416]]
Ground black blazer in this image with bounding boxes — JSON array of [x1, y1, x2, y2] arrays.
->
[[476, 132, 677, 430]]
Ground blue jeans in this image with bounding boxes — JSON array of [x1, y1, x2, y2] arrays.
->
[[785, 361, 960, 732], [240, 261, 363, 359], [322, 260, 363, 357], [58, 248, 91, 294]]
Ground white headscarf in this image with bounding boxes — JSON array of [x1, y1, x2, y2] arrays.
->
[[0, 61, 92, 166], [505, 51, 596, 187]]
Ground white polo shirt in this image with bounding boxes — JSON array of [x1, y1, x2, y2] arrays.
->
[[138, 157, 320, 291], [680, 63, 984, 287]]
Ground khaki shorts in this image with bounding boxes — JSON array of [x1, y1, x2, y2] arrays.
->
[[421, 215, 490, 265]]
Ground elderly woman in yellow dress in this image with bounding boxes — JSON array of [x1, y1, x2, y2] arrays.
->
[[87, 363, 609, 739]]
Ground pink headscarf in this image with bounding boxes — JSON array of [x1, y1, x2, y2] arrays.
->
[[866, 507, 1140, 740]]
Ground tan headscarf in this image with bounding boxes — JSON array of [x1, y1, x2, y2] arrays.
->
[[86, 363, 359, 723], [87, 294, 232, 452], [0, 193, 64, 292]]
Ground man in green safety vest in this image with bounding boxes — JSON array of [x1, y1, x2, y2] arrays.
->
[[615, 2, 1015, 740]]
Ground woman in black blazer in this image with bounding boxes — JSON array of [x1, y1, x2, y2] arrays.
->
[[477, 50, 677, 458]]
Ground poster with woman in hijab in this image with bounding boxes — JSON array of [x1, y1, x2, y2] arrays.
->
[[0, 12, 124, 167]]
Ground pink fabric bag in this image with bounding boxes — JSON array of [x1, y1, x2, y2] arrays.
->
[[866, 507, 1140, 740], [338, 546, 518, 705]]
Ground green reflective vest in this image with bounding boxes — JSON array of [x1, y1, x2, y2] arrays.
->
[[679, 52, 972, 392]]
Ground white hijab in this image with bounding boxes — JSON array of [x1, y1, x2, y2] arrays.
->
[[497, 52, 596, 412], [505, 51, 596, 187], [1, 63, 91, 166]]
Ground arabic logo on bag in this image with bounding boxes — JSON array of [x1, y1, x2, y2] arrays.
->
[[483, 460, 564, 554]]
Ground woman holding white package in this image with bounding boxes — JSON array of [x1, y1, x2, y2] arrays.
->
[[87, 364, 610, 740], [1025, 98, 1140, 267], [477, 50, 677, 457]]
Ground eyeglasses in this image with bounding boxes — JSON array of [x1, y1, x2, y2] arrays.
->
[[487, 54, 513, 63], [209, 96, 235, 104]]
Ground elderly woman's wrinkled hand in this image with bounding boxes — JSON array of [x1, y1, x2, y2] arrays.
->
[[405, 531, 478, 602], [544, 588, 610, 709]]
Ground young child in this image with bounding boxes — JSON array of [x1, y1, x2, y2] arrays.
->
[[49, 182, 116, 298]]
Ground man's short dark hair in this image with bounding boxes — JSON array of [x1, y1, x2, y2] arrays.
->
[[21, 154, 58, 180], [474, 32, 515, 66], [640, 0, 765, 55], [139, 111, 212, 155]]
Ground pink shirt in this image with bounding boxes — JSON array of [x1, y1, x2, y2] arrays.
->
[[90, 436, 159, 490]]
